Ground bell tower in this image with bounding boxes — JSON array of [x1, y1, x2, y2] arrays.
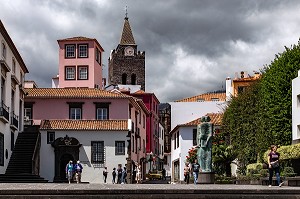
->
[[108, 13, 145, 90]]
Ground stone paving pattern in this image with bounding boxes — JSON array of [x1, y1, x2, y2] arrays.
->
[[0, 183, 300, 199]]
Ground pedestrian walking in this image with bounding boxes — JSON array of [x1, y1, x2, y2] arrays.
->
[[183, 162, 190, 184], [103, 167, 108, 184], [112, 168, 116, 184], [268, 145, 284, 187], [162, 168, 166, 180], [74, 160, 83, 183], [65, 160, 74, 184], [191, 159, 200, 185]]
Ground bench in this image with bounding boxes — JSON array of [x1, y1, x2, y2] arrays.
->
[[286, 177, 300, 186]]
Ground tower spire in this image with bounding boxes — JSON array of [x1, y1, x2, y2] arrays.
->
[[119, 8, 135, 45]]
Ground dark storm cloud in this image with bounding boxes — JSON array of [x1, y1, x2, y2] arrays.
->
[[1, 0, 300, 102]]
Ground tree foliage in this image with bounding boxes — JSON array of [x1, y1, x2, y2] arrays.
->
[[260, 41, 300, 147], [222, 81, 262, 169], [222, 39, 300, 167]]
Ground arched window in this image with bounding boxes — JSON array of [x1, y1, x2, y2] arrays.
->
[[122, 73, 127, 84], [131, 74, 136, 85]]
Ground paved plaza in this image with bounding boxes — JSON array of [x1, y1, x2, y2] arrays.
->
[[0, 183, 300, 198]]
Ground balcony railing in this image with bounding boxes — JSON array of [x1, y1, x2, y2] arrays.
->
[[0, 101, 9, 122], [10, 111, 18, 129]]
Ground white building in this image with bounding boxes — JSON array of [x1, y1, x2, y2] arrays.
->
[[0, 20, 28, 173], [169, 113, 222, 183], [292, 70, 300, 144]]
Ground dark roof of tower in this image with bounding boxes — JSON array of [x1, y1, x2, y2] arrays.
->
[[120, 17, 135, 45]]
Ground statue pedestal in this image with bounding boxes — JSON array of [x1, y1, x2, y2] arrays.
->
[[198, 172, 215, 184]]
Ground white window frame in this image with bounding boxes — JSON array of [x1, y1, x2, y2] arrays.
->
[[78, 66, 88, 80], [65, 45, 76, 58], [70, 107, 81, 119], [65, 66, 76, 80], [78, 44, 88, 58], [96, 108, 108, 120]]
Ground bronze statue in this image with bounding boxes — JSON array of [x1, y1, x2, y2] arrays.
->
[[196, 116, 213, 173]]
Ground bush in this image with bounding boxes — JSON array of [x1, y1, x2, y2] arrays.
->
[[282, 167, 297, 177], [263, 143, 300, 162]]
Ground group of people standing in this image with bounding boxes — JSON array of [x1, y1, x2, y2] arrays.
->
[[65, 160, 83, 184], [103, 165, 128, 184]]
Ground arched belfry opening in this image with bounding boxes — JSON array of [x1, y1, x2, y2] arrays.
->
[[122, 73, 127, 84], [131, 74, 136, 85]]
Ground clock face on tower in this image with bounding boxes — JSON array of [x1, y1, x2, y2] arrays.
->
[[124, 46, 134, 56]]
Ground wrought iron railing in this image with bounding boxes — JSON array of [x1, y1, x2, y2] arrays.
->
[[11, 111, 18, 128], [0, 101, 9, 121]]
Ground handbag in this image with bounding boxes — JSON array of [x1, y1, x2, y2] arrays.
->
[[271, 161, 279, 168]]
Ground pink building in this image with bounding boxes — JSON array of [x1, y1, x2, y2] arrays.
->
[[52, 36, 104, 89], [23, 36, 149, 183]]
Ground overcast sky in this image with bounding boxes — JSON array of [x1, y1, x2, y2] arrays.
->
[[1, 0, 300, 102]]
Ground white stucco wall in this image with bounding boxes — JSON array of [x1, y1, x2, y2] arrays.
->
[[292, 70, 300, 142], [39, 130, 129, 183], [170, 126, 195, 182], [0, 31, 25, 173], [169, 102, 224, 130]]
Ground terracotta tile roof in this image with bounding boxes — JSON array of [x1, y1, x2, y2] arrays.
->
[[233, 75, 261, 82], [40, 120, 128, 131], [57, 36, 104, 51], [170, 113, 223, 135], [175, 92, 226, 102], [25, 88, 130, 99], [134, 90, 146, 94], [58, 36, 95, 41], [120, 18, 135, 45]]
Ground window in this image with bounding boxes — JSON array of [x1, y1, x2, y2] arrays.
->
[[193, 129, 197, 146], [131, 74, 136, 85], [68, 102, 83, 119], [211, 98, 219, 101], [122, 73, 127, 84], [47, 131, 55, 144], [78, 44, 88, 58], [0, 133, 3, 166], [65, 45, 76, 58], [115, 141, 125, 155], [143, 139, 145, 153], [65, 66, 76, 80], [70, 108, 81, 119], [78, 66, 88, 80], [143, 115, 145, 128], [95, 102, 110, 120], [1, 42, 6, 59], [12, 58, 16, 74], [1, 77, 5, 103], [177, 131, 179, 148], [91, 141, 104, 164], [97, 108, 107, 120], [132, 135, 134, 152], [238, 86, 246, 94], [95, 48, 101, 64], [197, 98, 205, 102]]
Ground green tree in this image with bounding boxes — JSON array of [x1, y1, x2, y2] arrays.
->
[[260, 41, 300, 149], [222, 81, 262, 170]]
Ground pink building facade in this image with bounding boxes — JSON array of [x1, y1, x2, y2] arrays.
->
[[53, 37, 104, 89]]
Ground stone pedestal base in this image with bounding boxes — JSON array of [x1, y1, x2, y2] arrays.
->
[[198, 172, 215, 184]]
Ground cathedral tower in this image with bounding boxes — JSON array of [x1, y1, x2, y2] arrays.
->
[[108, 15, 145, 90]]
